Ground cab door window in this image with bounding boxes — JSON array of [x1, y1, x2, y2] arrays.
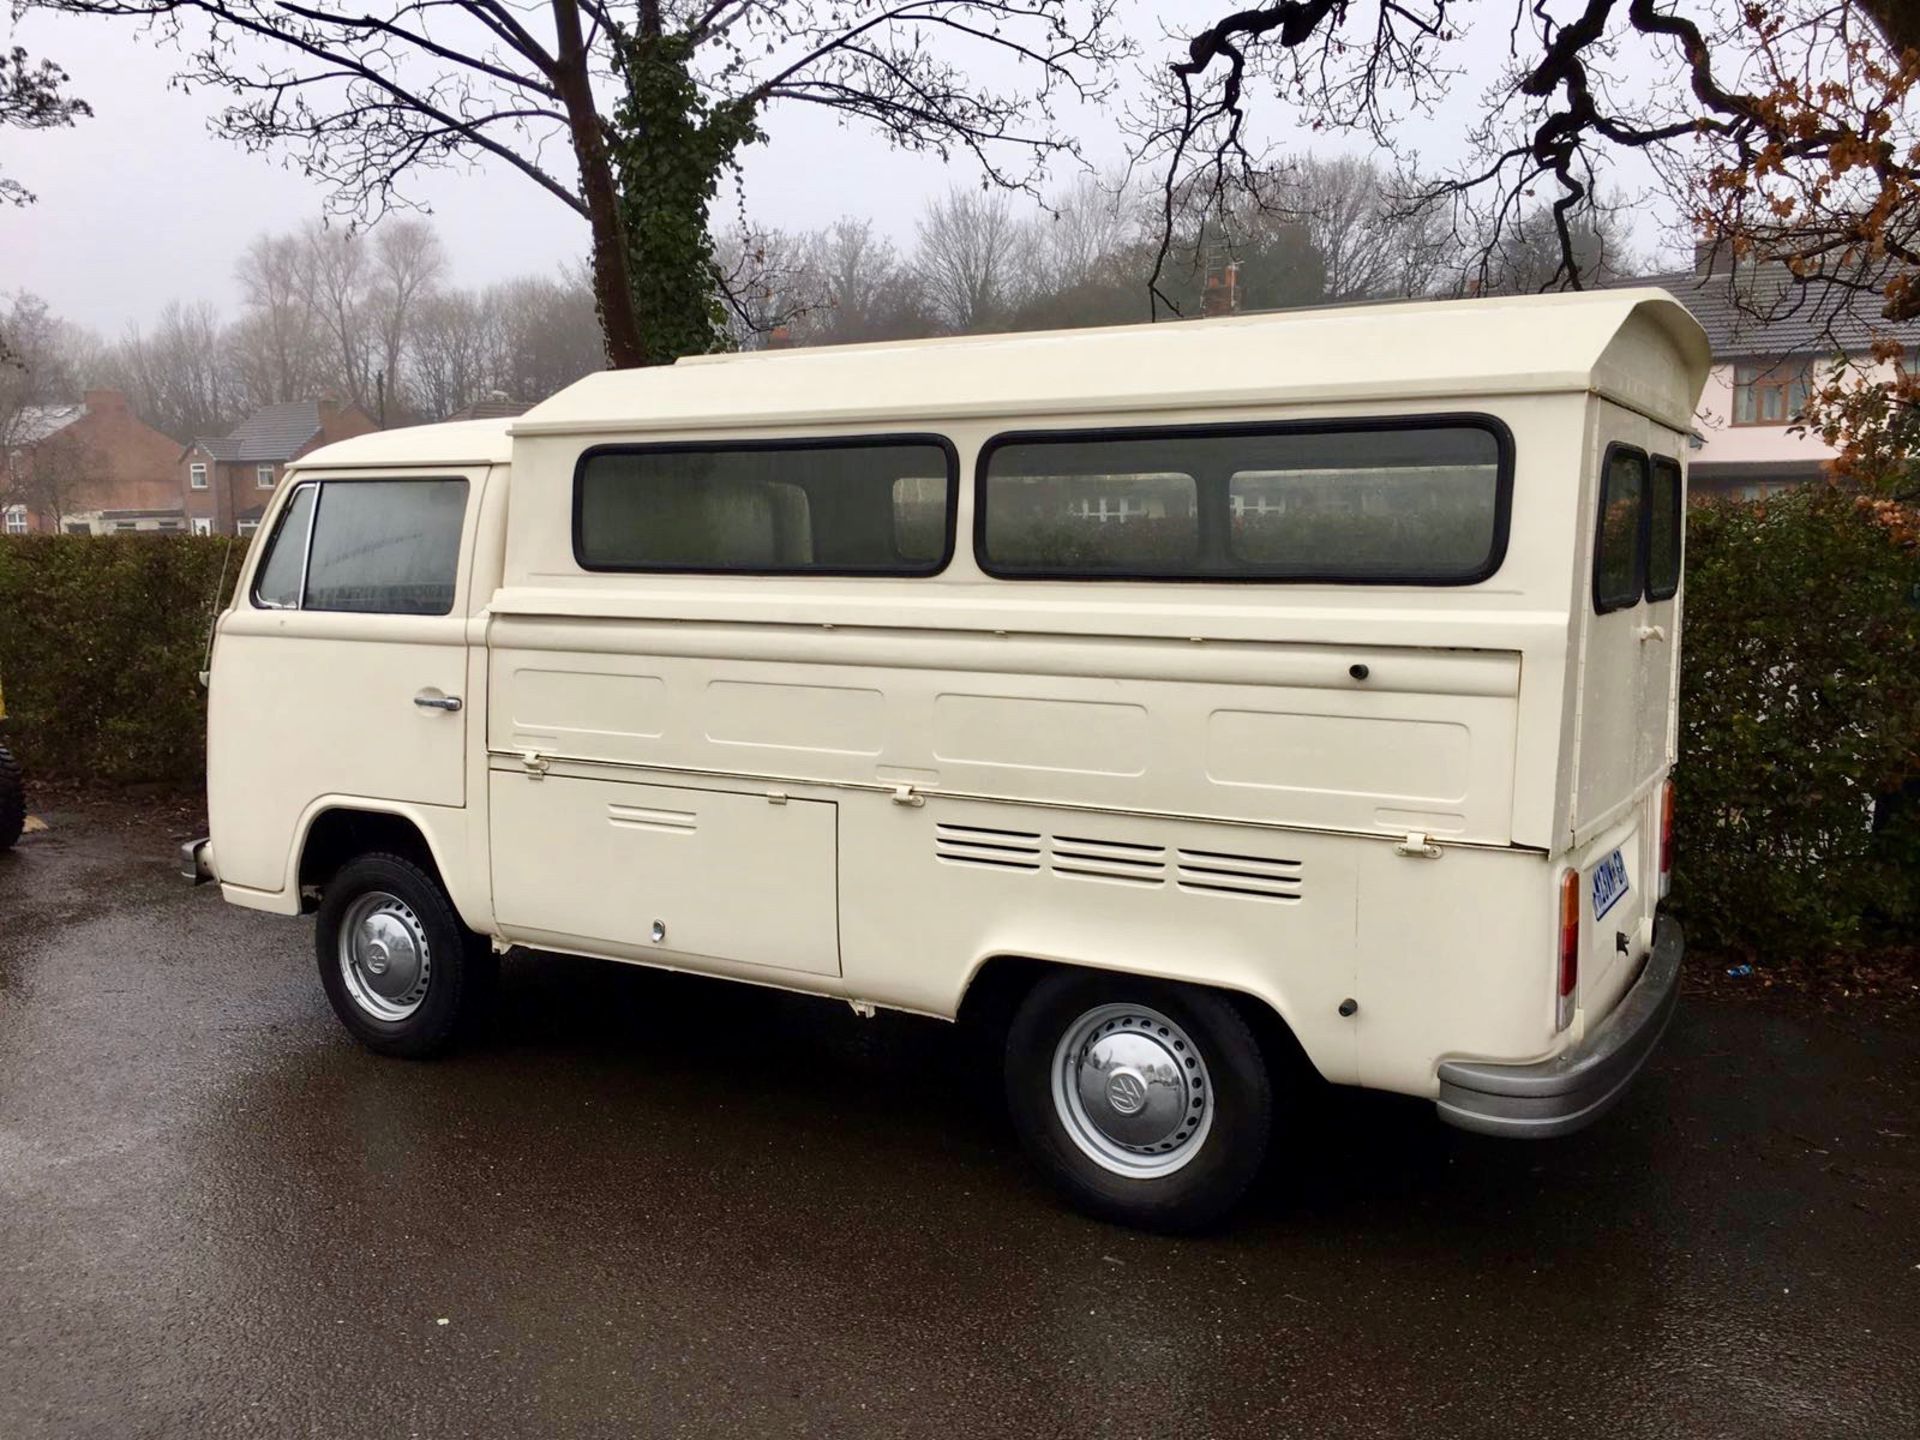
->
[[250, 478, 468, 615]]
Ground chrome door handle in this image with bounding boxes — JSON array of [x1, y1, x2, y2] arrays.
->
[[414, 691, 463, 712]]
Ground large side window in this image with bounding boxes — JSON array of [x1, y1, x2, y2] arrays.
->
[[575, 437, 956, 575], [1593, 445, 1648, 613], [1646, 456, 1683, 601], [977, 419, 1509, 583], [249, 478, 468, 615], [251, 483, 316, 610]]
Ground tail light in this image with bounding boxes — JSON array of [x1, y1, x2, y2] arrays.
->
[[1556, 869, 1580, 1031], [1658, 780, 1675, 899]]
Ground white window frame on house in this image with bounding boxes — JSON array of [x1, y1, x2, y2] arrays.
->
[[1066, 495, 1148, 523], [257, 465, 276, 490], [237, 519, 260, 538], [191, 518, 213, 537], [3, 504, 28, 535], [190, 462, 209, 490]]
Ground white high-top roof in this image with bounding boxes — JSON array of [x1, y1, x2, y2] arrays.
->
[[513, 288, 1709, 437], [296, 289, 1709, 473]]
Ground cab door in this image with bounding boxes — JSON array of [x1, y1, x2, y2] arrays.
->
[[208, 473, 479, 895]]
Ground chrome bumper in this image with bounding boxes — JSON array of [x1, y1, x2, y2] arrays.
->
[[180, 837, 215, 885], [1436, 918, 1683, 1139]]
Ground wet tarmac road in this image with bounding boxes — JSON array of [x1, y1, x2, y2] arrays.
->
[[2, 803, 1917, 1440]]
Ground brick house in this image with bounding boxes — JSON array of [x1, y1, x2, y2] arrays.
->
[[182, 398, 377, 536], [1, 390, 185, 535]]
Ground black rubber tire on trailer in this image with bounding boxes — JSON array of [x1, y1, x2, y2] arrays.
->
[[315, 852, 495, 1059], [1004, 970, 1273, 1233], [0, 744, 24, 853]]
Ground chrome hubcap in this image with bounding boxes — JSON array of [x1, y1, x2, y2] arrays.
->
[[338, 891, 431, 1021], [1052, 1002, 1213, 1178]]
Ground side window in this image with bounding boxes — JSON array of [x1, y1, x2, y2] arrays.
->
[[982, 462, 1199, 572], [1593, 445, 1648, 613], [1646, 457, 1683, 601], [304, 480, 470, 615], [251, 483, 316, 610], [978, 420, 1508, 582], [575, 438, 956, 575]]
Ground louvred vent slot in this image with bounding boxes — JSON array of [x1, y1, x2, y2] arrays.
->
[[934, 821, 1042, 871], [1176, 847, 1303, 902]]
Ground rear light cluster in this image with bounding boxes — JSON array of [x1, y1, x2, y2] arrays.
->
[[1659, 780, 1676, 900], [1556, 869, 1579, 1032]]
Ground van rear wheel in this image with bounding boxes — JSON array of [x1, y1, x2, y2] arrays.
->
[[315, 853, 493, 1058], [1004, 971, 1272, 1232]]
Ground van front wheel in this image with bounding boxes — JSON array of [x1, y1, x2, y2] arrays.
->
[[1004, 972, 1272, 1232], [315, 853, 493, 1059]]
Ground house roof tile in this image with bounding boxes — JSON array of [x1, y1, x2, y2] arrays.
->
[[1619, 266, 1920, 358], [224, 400, 325, 462]]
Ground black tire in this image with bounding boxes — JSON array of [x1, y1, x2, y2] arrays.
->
[[0, 743, 24, 853], [315, 852, 495, 1058], [1005, 970, 1273, 1233]]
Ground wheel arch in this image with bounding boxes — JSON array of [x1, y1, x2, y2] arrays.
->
[[290, 798, 491, 933], [956, 951, 1329, 1087]]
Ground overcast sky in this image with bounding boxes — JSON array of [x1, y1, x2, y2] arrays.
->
[[1, 2, 1681, 338]]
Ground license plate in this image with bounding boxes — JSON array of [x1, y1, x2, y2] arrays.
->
[[1591, 848, 1630, 921]]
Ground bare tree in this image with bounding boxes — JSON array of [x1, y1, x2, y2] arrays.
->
[[915, 189, 1034, 333], [232, 232, 324, 406], [1139, 1, 1920, 331], [369, 220, 446, 421], [30, 0, 1127, 367], [300, 223, 377, 411], [487, 271, 604, 404], [1026, 173, 1135, 296], [1468, 204, 1638, 297], [795, 219, 936, 345], [108, 301, 244, 442], [406, 290, 500, 420], [714, 226, 819, 347], [0, 293, 83, 450], [0, 46, 90, 208]]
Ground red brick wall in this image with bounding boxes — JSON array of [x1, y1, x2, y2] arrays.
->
[[8, 391, 183, 529]]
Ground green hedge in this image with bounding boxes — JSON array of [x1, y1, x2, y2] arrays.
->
[[1673, 490, 1920, 954], [0, 535, 243, 784], [2, 500, 1916, 955]]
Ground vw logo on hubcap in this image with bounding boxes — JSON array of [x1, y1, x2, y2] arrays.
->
[[1105, 1069, 1149, 1116]]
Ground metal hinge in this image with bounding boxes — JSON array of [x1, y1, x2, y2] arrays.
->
[[519, 750, 551, 779], [1394, 831, 1443, 859], [890, 783, 925, 808]]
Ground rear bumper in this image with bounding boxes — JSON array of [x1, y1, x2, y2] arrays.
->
[[1435, 918, 1682, 1139], [180, 837, 215, 886]]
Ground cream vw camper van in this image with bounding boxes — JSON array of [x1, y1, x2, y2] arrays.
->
[[186, 291, 1708, 1230]]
